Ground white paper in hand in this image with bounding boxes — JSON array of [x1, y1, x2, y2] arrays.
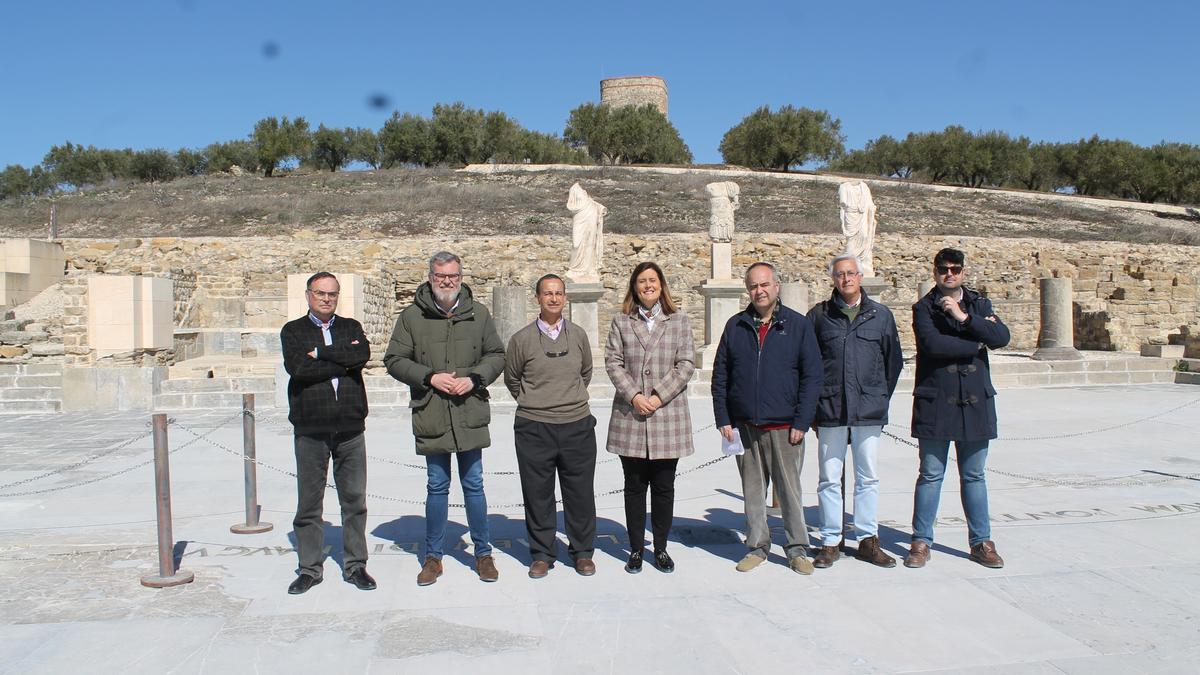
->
[[721, 432, 745, 456]]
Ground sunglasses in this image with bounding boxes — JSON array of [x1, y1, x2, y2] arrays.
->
[[936, 265, 963, 276], [538, 327, 569, 358]]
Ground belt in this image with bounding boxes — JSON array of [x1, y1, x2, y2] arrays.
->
[[944, 364, 978, 375]]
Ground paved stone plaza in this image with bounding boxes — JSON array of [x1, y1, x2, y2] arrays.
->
[[1, 384, 1199, 673]]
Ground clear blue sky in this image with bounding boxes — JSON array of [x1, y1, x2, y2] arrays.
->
[[2, 0, 1197, 169]]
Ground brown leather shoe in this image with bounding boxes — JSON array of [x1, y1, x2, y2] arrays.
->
[[528, 560, 553, 579], [904, 540, 930, 568], [416, 556, 443, 586], [574, 557, 596, 576], [969, 540, 1005, 568], [813, 546, 841, 569], [855, 536, 897, 568], [476, 555, 499, 582]]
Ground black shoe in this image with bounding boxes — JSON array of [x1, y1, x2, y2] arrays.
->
[[287, 574, 321, 595], [345, 567, 377, 591], [653, 550, 675, 573], [625, 551, 643, 574]]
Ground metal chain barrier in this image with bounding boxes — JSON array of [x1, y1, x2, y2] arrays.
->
[[0, 412, 243, 498], [0, 427, 154, 491], [178, 413, 730, 509]]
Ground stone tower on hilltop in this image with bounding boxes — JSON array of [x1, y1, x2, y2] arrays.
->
[[600, 76, 668, 116]]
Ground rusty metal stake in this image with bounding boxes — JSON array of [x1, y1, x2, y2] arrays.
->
[[231, 394, 273, 534], [141, 414, 195, 588]]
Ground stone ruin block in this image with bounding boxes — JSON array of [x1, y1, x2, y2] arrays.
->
[[87, 276, 174, 356], [0, 238, 66, 307]]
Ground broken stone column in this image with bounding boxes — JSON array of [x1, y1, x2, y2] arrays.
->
[[491, 286, 527, 345], [780, 283, 809, 313], [1032, 277, 1082, 360]]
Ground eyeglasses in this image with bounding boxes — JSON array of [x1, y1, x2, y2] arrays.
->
[[537, 327, 569, 358], [833, 271, 861, 279], [431, 272, 462, 282], [935, 265, 964, 276], [307, 290, 339, 299]]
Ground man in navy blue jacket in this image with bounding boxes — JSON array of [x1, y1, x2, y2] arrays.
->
[[712, 261, 823, 575], [281, 272, 376, 595], [905, 248, 1010, 570]]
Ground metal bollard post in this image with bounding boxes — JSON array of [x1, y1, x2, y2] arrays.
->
[[141, 414, 195, 588], [231, 394, 273, 534]]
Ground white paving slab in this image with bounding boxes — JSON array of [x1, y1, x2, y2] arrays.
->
[[1, 384, 1199, 673]]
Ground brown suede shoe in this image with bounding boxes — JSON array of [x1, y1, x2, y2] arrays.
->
[[574, 557, 596, 576], [416, 556, 443, 586], [854, 536, 897, 568], [969, 540, 1005, 568], [476, 555, 499, 582], [813, 546, 841, 569], [528, 560, 553, 579], [904, 540, 930, 568]]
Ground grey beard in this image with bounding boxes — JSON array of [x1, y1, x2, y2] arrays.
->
[[433, 288, 459, 307]]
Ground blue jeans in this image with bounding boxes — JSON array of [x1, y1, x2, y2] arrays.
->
[[425, 448, 492, 559], [912, 439, 991, 547], [816, 425, 881, 546]]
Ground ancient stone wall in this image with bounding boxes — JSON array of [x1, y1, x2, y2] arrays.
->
[[50, 234, 1200, 363]]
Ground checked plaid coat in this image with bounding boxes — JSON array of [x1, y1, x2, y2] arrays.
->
[[604, 310, 697, 459]]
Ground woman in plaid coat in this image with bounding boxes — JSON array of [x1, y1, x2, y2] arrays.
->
[[604, 261, 696, 574]]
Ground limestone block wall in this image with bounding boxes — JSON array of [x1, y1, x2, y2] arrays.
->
[[52, 234, 1200, 363], [362, 272, 396, 363]]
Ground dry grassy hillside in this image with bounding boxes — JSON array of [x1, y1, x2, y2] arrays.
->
[[1, 166, 1197, 245]]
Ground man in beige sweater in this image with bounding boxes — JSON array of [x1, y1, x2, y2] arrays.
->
[[504, 274, 597, 578]]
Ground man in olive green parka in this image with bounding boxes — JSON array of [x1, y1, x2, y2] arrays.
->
[[384, 251, 506, 585]]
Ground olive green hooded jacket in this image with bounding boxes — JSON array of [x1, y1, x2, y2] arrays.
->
[[383, 283, 506, 454]]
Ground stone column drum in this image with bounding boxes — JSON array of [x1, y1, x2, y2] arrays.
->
[[1032, 277, 1083, 360], [491, 286, 527, 345], [780, 282, 809, 314]]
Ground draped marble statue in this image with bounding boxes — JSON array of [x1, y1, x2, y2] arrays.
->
[[837, 180, 878, 277], [565, 182, 606, 284], [705, 181, 740, 242]]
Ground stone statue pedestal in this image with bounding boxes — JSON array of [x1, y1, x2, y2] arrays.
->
[[1032, 277, 1082, 360], [710, 242, 732, 280], [861, 276, 889, 302], [697, 279, 745, 369], [567, 283, 607, 362]]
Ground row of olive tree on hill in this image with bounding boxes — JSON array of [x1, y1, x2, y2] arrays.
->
[[830, 126, 1200, 205], [0, 101, 697, 200]]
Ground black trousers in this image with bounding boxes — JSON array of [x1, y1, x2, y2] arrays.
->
[[619, 456, 679, 552], [293, 431, 368, 579], [514, 415, 597, 562]]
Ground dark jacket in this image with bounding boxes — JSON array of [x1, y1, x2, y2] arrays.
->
[[911, 286, 1010, 441], [281, 314, 370, 437], [807, 289, 903, 427], [711, 302, 823, 431], [383, 283, 506, 455]]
